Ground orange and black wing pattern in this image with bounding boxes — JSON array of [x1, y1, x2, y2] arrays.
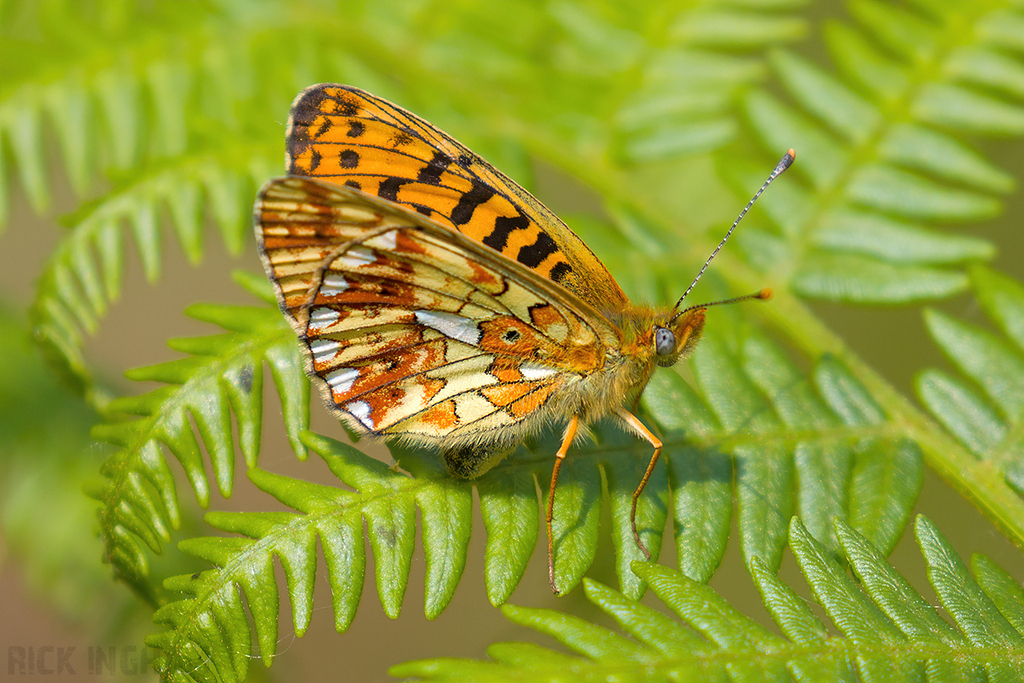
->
[[284, 84, 628, 311], [254, 176, 618, 448]]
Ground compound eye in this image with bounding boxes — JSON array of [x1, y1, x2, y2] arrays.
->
[[654, 327, 675, 356]]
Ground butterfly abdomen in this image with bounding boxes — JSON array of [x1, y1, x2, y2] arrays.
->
[[442, 444, 516, 479]]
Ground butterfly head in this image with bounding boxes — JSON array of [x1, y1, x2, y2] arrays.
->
[[653, 308, 707, 367], [649, 150, 793, 367], [655, 288, 773, 367], [653, 148, 793, 368]]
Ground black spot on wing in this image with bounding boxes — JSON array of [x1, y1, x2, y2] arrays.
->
[[516, 231, 558, 268], [417, 151, 453, 185], [339, 149, 359, 168], [379, 176, 410, 202], [482, 212, 529, 252], [347, 120, 365, 137], [307, 148, 322, 172], [315, 117, 332, 138], [335, 92, 360, 116], [451, 181, 495, 226], [549, 261, 573, 283]]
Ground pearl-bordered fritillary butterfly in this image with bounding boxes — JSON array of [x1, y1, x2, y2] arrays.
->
[[254, 84, 793, 593]]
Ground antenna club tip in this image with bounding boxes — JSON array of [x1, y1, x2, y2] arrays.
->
[[787, 148, 796, 160], [758, 287, 773, 300]]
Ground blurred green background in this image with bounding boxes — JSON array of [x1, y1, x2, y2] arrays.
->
[[2, 1, 1022, 680]]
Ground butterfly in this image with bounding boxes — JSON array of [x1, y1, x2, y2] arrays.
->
[[254, 84, 793, 594]]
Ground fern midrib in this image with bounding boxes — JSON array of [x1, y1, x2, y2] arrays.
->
[[993, 417, 1024, 471], [161, 470, 441, 645], [395, 634, 1022, 675], [97, 320, 297, 562], [769, 282, 1024, 544]]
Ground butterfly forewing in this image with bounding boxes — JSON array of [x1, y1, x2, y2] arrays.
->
[[255, 176, 616, 447], [284, 84, 629, 311]]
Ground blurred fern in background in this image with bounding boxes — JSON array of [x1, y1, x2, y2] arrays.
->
[[2, 0, 1022, 680]]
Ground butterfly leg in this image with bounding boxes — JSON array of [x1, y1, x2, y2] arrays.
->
[[547, 414, 580, 595], [614, 407, 662, 560]]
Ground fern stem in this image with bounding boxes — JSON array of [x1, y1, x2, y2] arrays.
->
[[759, 279, 1024, 553]]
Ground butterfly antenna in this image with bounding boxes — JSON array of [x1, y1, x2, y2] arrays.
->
[[676, 287, 773, 316], [670, 149, 795, 316]]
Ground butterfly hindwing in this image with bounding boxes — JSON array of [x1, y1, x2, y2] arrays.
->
[[255, 176, 617, 448], [284, 83, 630, 311]]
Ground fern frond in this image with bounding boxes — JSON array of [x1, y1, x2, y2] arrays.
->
[[4, 0, 293, 394], [633, 322, 924, 593], [29, 156, 277, 398], [147, 433, 464, 680], [6, 0, 351, 394], [391, 516, 1024, 682], [0, 0, 257, 218], [586, 3, 807, 163], [740, 2, 1021, 305], [694, 0, 1024, 569], [916, 266, 1024, 540], [139, 315, 927, 667], [89, 285, 308, 602]]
